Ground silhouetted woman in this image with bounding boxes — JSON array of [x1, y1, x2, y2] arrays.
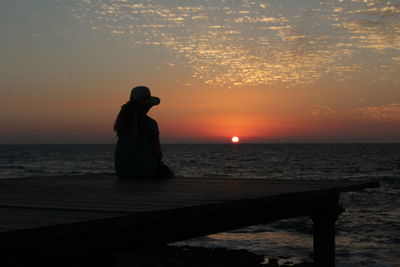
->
[[114, 86, 174, 179]]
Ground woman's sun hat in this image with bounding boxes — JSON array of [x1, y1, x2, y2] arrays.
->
[[130, 86, 160, 106]]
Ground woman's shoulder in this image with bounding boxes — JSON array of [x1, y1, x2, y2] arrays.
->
[[145, 115, 158, 125], [144, 116, 159, 134]]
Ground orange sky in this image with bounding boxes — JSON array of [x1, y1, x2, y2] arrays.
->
[[0, 0, 399, 143]]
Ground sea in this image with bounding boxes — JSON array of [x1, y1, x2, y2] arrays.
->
[[0, 144, 399, 266]]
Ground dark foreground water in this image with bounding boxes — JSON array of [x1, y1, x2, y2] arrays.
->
[[0, 144, 399, 266]]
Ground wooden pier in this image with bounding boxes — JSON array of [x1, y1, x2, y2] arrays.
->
[[0, 175, 378, 267]]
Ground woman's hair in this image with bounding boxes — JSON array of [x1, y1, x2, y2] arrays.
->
[[113, 99, 150, 139], [114, 100, 135, 136]]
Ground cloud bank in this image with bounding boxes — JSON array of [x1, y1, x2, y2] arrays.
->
[[71, 0, 400, 87]]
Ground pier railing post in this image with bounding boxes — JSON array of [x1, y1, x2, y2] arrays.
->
[[311, 196, 344, 267]]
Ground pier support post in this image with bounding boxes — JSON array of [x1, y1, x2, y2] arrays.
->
[[311, 197, 343, 267]]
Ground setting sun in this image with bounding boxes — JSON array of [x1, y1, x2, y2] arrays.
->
[[231, 136, 239, 143]]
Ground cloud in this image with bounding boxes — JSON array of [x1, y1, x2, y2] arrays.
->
[[71, 0, 400, 87], [355, 103, 400, 122], [311, 105, 337, 116], [311, 103, 400, 123], [346, 6, 400, 16], [330, 0, 400, 50], [334, 20, 400, 50]]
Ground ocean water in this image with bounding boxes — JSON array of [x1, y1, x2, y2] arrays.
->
[[0, 144, 399, 266]]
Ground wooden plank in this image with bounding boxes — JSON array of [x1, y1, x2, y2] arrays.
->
[[0, 206, 127, 231], [0, 176, 378, 213]]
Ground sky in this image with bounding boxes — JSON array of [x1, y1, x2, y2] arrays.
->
[[0, 0, 399, 144]]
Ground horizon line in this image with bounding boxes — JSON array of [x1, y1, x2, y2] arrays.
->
[[1, 142, 399, 145]]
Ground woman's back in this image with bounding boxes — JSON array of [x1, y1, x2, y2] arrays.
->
[[115, 115, 159, 178]]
